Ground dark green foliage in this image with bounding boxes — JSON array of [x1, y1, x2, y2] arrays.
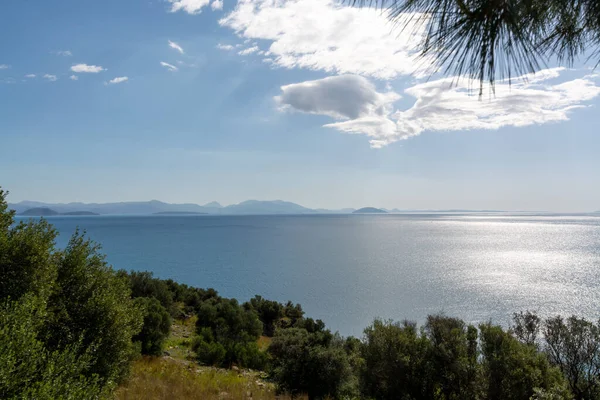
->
[[164, 278, 220, 315], [133, 297, 172, 356], [0, 216, 58, 302], [119, 270, 176, 316], [360, 317, 569, 400], [479, 323, 567, 400], [268, 328, 355, 400], [294, 317, 327, 334], [543, 316, 600, 400], [43, 232, 143, 383], [0, 188, 142, 397], [360, 319, 431, 400], [424, 315, 479, 400], [196, 298, 263, 343], [283, 300, 304, 326], [244, 295, 284, 336], [0, 295, 108, 399], [194, 297, 265, 368], [192, 336, 227, 366]]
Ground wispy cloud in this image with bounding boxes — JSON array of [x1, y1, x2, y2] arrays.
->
[[167, 0, 210, 14], [211, 0, 223, 10], [24, 74, 36, 78], [71, 63, 105, 73], [217, 43, 234, 51], [69, 75, 78, 81], [168, 40, 185, 54], [160, 61, 179, 72], [56, 50, 72, 56], [43, 74, 58, 82], [0, 64, 10, 70], [106, 76, 129, 85], [238, 46, 259, 56], [277, 69, 600, 148]]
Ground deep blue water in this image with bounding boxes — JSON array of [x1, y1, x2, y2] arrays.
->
[[16, 213, 600, 336]]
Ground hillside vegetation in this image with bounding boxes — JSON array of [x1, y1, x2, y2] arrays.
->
[[2, 186, 600, 400]]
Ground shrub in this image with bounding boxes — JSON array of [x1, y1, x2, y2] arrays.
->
[[360, 319, 431, 400], [119, 270, 177, 317], [0, 294, 108, 399], [543, 315, 600, 399], [269, 328, 354, 400], [0, 189, 144, 396], [42, 232, 143, 384], [245, 295, 284, 337], [0, 214, 58, 301], [192, 336, 227, 366], [479, 323, 568, 400], [133, 297, 172, 356], [424, 315, 479, 400]]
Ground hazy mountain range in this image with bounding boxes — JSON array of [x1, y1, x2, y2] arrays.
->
[[8, 200, 538, 216], [9, 200, 366, 216]]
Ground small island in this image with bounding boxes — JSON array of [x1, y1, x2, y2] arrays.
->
[[19, 207, 60, 216], [352, 207, 388, 214], [152, 211, 208, 215], [62, 211, 100, 216], [19, 208, 99, 216]]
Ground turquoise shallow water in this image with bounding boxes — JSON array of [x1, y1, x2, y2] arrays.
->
[[17, 213, 600, 336]]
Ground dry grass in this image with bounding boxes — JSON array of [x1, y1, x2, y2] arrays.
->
[[163, 315, 197, 360], [116, 315, 307, 400], [116, 357, 302, 400], [257, 336, 272, 352]]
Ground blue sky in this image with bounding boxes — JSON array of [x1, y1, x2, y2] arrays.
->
[[2, 0, 600, 211]]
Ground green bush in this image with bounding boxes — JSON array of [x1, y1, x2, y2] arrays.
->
[[543, 315, 600, 399], [0, 188, 143, 397], [0, 294, 108, 399], [192, 336, 227, 366], [360, 319, 431, 400], [133, 297, 172, 356], [269, 328, 355, 400], [424, 315, 479, 400], [193, 297, 265, 368], [479, 323, 568, 400], [244, 295, 284, 336], [42, 232, 143, 384]]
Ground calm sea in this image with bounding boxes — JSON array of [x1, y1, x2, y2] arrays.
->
[[16, 213, 600, 336]]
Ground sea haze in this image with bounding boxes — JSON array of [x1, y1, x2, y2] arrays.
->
[[16, 213, 600, 337]]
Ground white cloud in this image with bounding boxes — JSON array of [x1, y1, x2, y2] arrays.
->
[[25, 74, 36, 78], [167, 0, 210, 14], [277, 69, 600, 148], [0, 64, 9, 70], [56, 50, 72, 56], [220, 0, 428, 79], [217, 43, 234, 50], [106, 76, 129, 85], [238, 45, 259, 55], [69, 75, 78, 80], [276, 75, 400, 120], [43, 74, 58, 82], [211, 0, 223, 10], [71, 63, 105, 73], [160, 61, 179, 72], [169, 40, 185, 54]]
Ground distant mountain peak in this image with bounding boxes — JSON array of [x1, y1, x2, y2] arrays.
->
[[204, 201, 222, 208]]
